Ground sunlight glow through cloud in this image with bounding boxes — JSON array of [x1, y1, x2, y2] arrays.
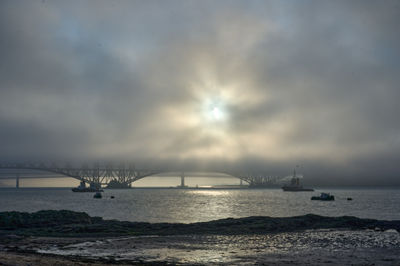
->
[[1, 1, 400, 184], [203, 98, 228, 123], [212, 106, 223, 120]]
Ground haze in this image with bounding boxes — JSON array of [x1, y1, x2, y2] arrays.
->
[[1, 0, 399, 186]]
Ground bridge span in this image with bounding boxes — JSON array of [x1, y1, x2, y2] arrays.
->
[[0, 162, 281, 188]]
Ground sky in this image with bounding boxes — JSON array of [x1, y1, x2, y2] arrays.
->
[[1, 0, 400, 186]]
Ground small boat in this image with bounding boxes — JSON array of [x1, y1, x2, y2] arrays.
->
[[93, 192, 102, 199], [311, 192, 335, 201], [282, 169, 314, 192]]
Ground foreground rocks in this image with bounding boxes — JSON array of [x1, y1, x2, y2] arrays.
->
[[0, 210, 399, 237], [1, 211, 399, 265]]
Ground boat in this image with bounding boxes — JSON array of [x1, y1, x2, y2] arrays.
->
[[282, 169, 314, 192], [72, 181, 103, 192], [93, 192, 102, 199], [106, 180, 131, 189], [311, 192, 335, 201]]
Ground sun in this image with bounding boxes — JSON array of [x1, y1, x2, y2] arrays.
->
[[211, 106, 223, 120], [202, 98, 228, 123]]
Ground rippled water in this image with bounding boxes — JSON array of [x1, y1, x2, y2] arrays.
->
[[0, 188, 399, 222], [35, 230, 400, 265]]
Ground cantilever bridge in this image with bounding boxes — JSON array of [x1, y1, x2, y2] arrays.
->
[[0, 162, 281, 188]]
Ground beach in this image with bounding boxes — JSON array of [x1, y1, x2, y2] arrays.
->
[[1, 210, 399, 265], [1, 231, 400, 265]]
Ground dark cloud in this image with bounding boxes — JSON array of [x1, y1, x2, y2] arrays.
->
[[1, 0, 400, 185]]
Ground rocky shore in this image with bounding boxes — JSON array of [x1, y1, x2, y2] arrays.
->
[[1, 210, 400, 237], [1, 210, 399, 265]]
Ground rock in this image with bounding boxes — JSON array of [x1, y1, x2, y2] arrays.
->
[[0, 210, 95, 229], [1, 210, 400, 237]]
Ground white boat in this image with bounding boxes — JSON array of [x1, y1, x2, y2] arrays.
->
[[282, 169, 314, 192]]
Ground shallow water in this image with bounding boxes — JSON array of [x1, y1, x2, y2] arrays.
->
[[0, 188, 399, 223], [35, 230, 400, 265]]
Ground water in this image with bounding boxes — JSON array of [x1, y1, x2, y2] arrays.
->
[[35, 230, 400, 264], [0, 188, 399, 223]]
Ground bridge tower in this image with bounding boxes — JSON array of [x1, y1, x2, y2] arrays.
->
[[180, 172, 185, 187]]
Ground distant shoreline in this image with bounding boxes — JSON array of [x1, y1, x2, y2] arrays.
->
[[1, 186, 400, 189]]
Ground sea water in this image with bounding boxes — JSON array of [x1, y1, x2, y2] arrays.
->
[[0, 188, 399, 222]]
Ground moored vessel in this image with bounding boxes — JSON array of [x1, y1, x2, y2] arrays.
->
[[311, 192, 335, 201], [282, 169, 314, 192], [72, 181, 103, 192]]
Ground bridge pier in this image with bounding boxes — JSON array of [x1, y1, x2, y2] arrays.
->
[[180, 172, 185, 187], [16, 174, 20, 189]]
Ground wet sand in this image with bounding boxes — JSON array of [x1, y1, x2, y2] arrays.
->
[[1, 211, 400, 265], [0, 251, 117, 266], [1, 229, 400, 265]]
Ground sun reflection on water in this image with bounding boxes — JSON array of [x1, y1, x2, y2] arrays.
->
[[187, 190, 231, 196]]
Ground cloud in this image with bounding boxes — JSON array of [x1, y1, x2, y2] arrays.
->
[[1, 0, 400, 185]]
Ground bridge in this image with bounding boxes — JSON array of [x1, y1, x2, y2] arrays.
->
[[0, 162, 282, 188]]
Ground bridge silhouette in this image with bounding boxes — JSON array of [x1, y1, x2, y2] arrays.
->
[[0, 162, 282, 188]]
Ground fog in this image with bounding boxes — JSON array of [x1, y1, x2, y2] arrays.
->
[[1, 1, 400, 186]]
